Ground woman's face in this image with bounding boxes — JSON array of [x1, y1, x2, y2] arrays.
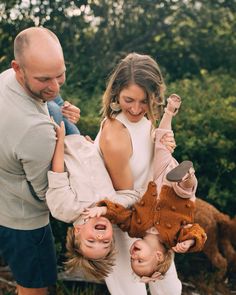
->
[[118, 84, 149, 123]]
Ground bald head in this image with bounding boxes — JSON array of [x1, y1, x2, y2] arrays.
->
[[14, 27, 64, 66]]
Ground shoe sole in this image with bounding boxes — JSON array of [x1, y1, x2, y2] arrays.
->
[[166, 160, 193, 182]]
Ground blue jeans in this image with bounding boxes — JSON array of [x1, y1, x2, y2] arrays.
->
[[48, 96, 80, 135]]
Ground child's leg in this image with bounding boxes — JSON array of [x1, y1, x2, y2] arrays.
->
[[48, 96, 80, 135], [158, 94, 181, 130], [166, 161, 197, 191]]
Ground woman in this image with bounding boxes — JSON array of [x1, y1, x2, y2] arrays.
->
[[95, 53, 182, 295]]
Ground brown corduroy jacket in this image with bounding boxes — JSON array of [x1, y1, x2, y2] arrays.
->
[[98, 181, 206, 252]]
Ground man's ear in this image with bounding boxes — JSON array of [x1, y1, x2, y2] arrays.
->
[[155, 250, 164, 262], [11, 60, 21, 73]]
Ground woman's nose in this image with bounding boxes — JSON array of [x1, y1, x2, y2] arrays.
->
[[130, 103, 141, 114]]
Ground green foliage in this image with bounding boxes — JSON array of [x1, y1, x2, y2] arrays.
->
[[167, 71, 236, 215]]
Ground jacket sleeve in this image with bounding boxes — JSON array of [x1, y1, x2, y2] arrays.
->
[[98, 199, 134, 233], [177, 223, 207, 252], [46, 171, 86, 223]]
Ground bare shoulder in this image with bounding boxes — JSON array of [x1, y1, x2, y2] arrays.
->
[[100, 118, 132, 156]]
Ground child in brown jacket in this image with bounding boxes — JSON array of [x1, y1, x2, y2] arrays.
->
[[83, 94, 207, 282]]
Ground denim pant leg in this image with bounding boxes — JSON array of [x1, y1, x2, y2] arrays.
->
[[48, 98, 80, 135]]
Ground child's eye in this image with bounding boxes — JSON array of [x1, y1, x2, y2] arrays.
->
[[103, 240, 110, 244], [88, 239, 95, 243]]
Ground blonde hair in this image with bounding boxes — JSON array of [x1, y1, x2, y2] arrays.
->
[[102, 52, 166, 126], [154, 249, 174, 276], [64, 227, 116, 282]]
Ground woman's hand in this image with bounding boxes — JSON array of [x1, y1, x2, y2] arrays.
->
[[61, 101, 81, 124], [160, 131, 176, 153]]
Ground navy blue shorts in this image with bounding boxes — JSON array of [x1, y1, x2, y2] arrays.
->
[[0, 224, 57, 288]]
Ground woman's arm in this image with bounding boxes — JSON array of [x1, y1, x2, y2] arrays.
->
[[99, 119, 133, 190], [51, 121, 65, 173]]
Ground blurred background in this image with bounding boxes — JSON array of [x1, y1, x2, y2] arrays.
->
[[0, 1, 236, 294]]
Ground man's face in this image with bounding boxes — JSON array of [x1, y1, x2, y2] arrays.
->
[[19, 63, 66, 102]]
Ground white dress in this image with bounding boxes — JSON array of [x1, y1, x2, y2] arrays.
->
[[95, 112, 182, 295]]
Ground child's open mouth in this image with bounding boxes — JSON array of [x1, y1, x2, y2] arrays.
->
[[95, 224, 106, 230]]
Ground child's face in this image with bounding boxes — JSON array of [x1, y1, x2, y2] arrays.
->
[[74, 216, 113, 259], [129, 239, 161, 276]]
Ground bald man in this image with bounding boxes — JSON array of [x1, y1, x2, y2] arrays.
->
[[0, 27, 68, 295]]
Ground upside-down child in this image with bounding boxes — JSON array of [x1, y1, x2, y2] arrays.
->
[[82, 94, 207, 282], [46, 102, 175, 281]]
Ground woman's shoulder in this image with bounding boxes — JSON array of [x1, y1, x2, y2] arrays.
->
[[100, 118, 132, 154]]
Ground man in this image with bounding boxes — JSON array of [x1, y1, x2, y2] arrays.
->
[[0, 27, 79, 295]]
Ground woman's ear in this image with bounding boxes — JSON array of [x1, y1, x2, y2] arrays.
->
[[155, 250, 164, 262]]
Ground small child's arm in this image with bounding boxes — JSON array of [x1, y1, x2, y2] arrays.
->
[[177, 223, 207, 252], [51, 120, 65, 173]]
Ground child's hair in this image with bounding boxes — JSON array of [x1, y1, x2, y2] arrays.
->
[[134, 248, 174, 282], [64, 227, 116, 282], [154, 249, 174, 276]]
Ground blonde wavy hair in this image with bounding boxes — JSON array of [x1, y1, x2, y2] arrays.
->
[[64, 227, 116, 282], [102, 52, 166, 126]]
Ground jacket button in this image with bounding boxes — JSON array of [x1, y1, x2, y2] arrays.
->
[[132, 207, 136, 212], [156, 221, 159, 225], [171, 206, 176, 211], [152, 192, 157, 197], [137, 218, 141, 224], [181, 220, 187, 225], [151, 182, 156, 187], [140, 200, 145, 206], [166, 223, 172, 228], [156, 206, 161, 211], [186, 203, 191, 208]]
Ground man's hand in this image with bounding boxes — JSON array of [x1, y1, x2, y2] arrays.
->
[[172, 239, 195, 253], [61, 101, 80, 124]]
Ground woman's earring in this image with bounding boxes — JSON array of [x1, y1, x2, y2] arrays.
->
[[110, 101, 121, 112]]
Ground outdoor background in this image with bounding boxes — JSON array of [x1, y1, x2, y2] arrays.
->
[[0, 0, 236, 294]]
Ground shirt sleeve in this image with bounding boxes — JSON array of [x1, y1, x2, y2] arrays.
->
[[46, 171, 86, 223], [16, 120, 56, 201]]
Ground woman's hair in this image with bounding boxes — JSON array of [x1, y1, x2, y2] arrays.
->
[[102, 52, 166, 125], [64, 227, 116, 282]]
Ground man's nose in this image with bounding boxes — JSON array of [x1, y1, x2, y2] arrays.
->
[[49, 79, 60, 92]]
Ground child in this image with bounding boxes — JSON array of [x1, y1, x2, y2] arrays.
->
[[82, 94, 207, 282], [46, 109, 175, 281]]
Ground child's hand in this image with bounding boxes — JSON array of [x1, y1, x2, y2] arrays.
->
[[82, 206, 107, 218], [51, 118, 65, 142], [61, 101, 80, 124], [172, 239, 194, 253]]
